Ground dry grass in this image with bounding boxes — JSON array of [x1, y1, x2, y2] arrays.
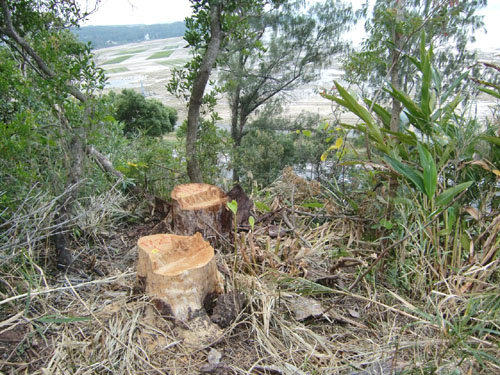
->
[[0, 172, 498, 374]]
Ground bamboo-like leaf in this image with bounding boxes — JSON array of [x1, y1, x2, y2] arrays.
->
[[442, 72, 468, 103], [321, 92, 348, 107], [478, 87, 500, 99], [479, 135, 500, 146], [385, 86, 426, 122], [407, 55, 421, 71], [431, 66, 442, 92], [435, 181, 473, 206], [333, 81, 384, 143], [421, 45, 432, 120], [384, 156, 426, 195], [380, 128, 417, 146], [417, 143, 437, 198], [364, 98, 391, 129]]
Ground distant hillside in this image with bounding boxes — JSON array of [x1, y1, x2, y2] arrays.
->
[[73, 22, 186, 49]]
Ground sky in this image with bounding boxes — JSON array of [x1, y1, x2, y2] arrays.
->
[[78, 0, 500, 50]]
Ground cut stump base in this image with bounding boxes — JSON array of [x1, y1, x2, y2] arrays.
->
[[137, 233, 221, 321]]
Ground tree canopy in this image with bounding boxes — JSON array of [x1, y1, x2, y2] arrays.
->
[[113, 89, 177, 137]]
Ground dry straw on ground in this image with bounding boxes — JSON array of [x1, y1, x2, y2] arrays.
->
[[0, 171, 498, 374]]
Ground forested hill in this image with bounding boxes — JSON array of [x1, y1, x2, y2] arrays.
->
[[73, 22, 186, 49]]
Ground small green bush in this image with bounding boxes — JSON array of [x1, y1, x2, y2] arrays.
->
[[239, 129, 296, 187], [113, 89, 177, 137]]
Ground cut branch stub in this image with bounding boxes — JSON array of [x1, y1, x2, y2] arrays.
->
[[137, 233, 222, 321], [170, 183, 230, 240]]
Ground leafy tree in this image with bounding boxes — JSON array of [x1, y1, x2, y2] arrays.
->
[[168, 0, 225, 182], [168, 0, 275, 183], [0, 0, 116, 267], [220, 0, 357, 181], [344, 0, 486, 134], [113, 89, 177, 137]]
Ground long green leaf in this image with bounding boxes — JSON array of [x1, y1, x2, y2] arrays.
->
[[442, 72, 468, 103], [479, 135, 500, 146], [435, 181, 473, 206], [385, 86, 426, 122], [321, 92, 348, 107], [478, 87, 500, 100], [364, 98, 391, 129], [333, 81, 384, 144], [421, 45, 432, 120], [407, 55, 421, 71], [417, 143, 437, 198], [380, 128, 417, 146], [384, 156, 426, 195]]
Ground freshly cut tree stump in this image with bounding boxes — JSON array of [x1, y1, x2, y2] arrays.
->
[[137, 233, 222, 321], [170, 183, 230, 240]]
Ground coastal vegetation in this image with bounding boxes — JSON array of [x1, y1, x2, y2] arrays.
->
[[0, 0, 498, 373]]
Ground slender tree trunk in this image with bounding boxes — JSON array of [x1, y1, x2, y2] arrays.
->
[[230, 86, 241, 183], [386, 0, 403, 224], [186, 2, 225, 183], [389, 0, 403, 134], [232, 106, 248, 183]]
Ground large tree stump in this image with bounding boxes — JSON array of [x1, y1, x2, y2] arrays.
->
[[170, 183, 230, 241], [137, 233, 222, 321]]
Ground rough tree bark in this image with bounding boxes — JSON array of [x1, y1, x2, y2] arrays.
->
[[186, 1, 225, 183], [169, 183, 230, 244], [389, 0, 403, 134]]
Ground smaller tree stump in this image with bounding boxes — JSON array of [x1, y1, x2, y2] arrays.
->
[[170, 183, 230, 241], [137, 233, 222, 321]]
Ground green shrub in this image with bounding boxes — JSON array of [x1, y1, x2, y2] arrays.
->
[[239, 129, 296, 187], [113, 89, 177, 137]]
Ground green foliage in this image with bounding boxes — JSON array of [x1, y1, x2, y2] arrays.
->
[[175, 117, 232, 185], [113, 89, 177, 137], [0, 20, 104, 209], [324, 35, 499, 297], [239, 129, 295, 187], [343, 0, 486, 94], [218, 0, 357, 180]]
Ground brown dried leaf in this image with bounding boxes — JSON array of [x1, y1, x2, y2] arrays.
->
[[293, 296, 324, 321], [465, 207, 481, 221]]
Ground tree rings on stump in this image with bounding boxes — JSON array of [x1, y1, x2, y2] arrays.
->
[[137, 233, 222, 321]]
